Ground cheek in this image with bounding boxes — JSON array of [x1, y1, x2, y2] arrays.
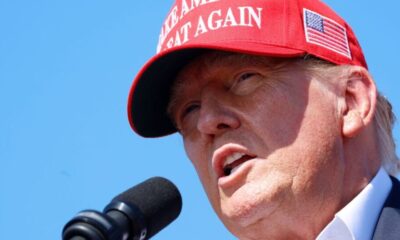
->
[[183, 138, 213, 184], [243, 88, 308, 149], [183, 138, 222, 211]]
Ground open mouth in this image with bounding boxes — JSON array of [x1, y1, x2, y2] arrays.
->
[[222, 152, 256, 177]]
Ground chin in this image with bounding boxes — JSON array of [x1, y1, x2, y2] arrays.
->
[[220, 202, 271, 240], [218, 178, 290, 234], [220, 191, 277, 229], [222, 202, 257, 227]]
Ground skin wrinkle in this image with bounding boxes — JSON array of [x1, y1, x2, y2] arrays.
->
[[194, 54, 316, 236], [305, 65, 349, 219], [290, 75, 343, 214], [291, 115, 344, 238], [176, 53, 312, 224], [167, 51, 380, 239], [244, 189, 289, 240], [167, 53, 299, 126], [310, 69, 349, 207]]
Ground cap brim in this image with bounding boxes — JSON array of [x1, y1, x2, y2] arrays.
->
[[128, 42, 305, 137]]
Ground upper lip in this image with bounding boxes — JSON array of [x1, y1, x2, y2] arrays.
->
[[212, 144, 256, 178]]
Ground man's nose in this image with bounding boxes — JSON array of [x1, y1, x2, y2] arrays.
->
[[196, 93, 240, 137]]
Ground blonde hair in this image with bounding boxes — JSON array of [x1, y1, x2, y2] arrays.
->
[[374, 94, 399, 175]]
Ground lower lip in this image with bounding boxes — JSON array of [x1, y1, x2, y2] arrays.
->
[[218, 158, 257, 188]]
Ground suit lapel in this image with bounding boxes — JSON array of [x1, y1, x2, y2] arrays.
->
[[372, 176, 400, 240]]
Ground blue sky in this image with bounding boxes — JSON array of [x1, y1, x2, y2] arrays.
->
[[0, 1, 399, 239]]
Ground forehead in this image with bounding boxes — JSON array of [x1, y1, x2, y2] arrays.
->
[[172, 51, 292, 92], [167, 51, 310, 117]]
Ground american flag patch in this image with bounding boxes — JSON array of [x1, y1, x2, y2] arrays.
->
[[303, 8, 351, 59]]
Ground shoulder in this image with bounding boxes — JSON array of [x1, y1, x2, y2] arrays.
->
[[373, 176, 400, 240]]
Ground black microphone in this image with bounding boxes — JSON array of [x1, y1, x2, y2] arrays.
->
[[62, 177, 182, 240]]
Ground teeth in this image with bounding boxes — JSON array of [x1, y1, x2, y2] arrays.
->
[[230, 163, 244, 175], [224, 152, 245, 167]]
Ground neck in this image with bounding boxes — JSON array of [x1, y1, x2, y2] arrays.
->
[[340, 125, 381, 208]]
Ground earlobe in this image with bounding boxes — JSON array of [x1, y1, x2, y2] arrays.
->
[[341, 67, 377, 138]]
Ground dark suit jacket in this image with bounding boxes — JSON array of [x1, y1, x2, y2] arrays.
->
[[372, 176, 400, 240]]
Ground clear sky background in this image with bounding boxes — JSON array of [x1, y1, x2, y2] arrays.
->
[[1, 1, 399, 239]]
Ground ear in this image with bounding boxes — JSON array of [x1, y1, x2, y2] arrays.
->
[[342, 67, 377, 138]]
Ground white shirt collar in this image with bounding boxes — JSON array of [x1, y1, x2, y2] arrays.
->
[[317, 167, 392, 240]]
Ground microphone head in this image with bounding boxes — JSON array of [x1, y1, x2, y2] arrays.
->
[[108, 177, 182, 239]]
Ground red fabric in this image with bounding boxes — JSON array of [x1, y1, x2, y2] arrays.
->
[[128, 0, 368, 137]]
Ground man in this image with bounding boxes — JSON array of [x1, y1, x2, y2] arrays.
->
[[127, 0, 399, 239]]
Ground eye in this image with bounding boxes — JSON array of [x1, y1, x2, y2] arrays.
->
[[238, 72, 256, 82], [179, 102, 200, 121], [230, 71, 263, 95]]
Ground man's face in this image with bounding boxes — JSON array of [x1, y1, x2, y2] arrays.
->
[[169, 52, 346, 238]]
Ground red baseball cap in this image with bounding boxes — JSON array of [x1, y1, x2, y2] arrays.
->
[[128, 0, 367, 137]]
